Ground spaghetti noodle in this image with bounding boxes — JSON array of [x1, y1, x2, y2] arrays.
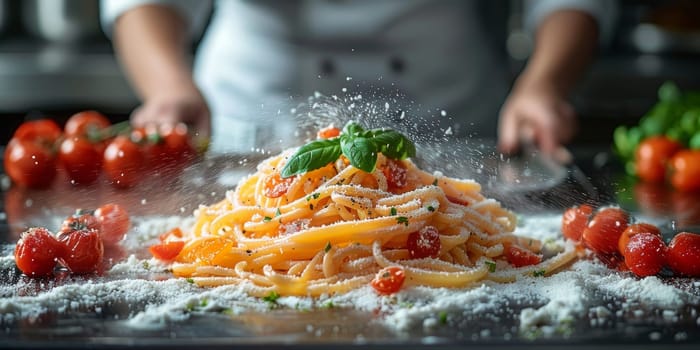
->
[[170, 131, 577, 297]]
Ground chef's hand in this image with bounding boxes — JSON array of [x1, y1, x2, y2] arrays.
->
[[130, 86, 211, 143], [497, 78, 576, 163]]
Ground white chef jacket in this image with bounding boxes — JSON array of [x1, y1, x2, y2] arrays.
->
[[102, 0, 616, 154]]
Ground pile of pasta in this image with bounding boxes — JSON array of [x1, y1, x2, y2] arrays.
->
[[171, 150, 577, 297]]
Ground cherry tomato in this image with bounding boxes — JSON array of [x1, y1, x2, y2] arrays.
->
[[149, 240, 185, 261], [505, 244, 542, 267], [382, 159, 408, 192], [103, 135, 146, 188], [58, 229, 104, 274], [59, 212, 101, 236], [582, 207, 630, 256], [13, 119, 62, 146], [370, 266, 406, 295], [634, 136, 682, 183], [94, 203, 130, 245], [666, 232, 700, 277], [4, 138, 57, 188], [668, 150, 700, 192], [406, 225, 441, 259], [561, 204, 594, 242], [64, 110, 111, 138], [623, 232, 666, 277], [317, 126, 340, 139], [58, 136, 103, 185], [264, 172, 295, 198], [617, 223, 661, 256], [14, 227, 64, 277]]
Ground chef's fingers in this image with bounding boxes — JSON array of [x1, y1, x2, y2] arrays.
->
[[497, 108, 520, 155]]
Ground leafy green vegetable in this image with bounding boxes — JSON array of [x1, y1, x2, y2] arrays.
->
[[281, 121, 416, 177]]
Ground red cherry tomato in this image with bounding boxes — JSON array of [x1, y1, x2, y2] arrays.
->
[[4, 138, 57, 188], [505, 244, 543, 267], [317, 126, 340, 139], [623, 232, 667, 277], [264, 172, 295, 198], [668, 150, 700, 192], [370, 266, 406, 295], [94, 203, 130, 246], [561, 204, 594, 242], [617, 223, 661, 256], [103, 135, 146, 188], [64, 110, 111, 138], [406, 225, 441, 259], [666, 232, 700, 277], [149, 240, 185, 261], [162, 123, 196, 163], [59, 212, 101, 236], [382, 159, 408, 191], [58, 136, 103, 185], [58, 229, 104, 274], [582, 207, 630, 256], [13, 119, 62, 146], [14, 227, 64, 277], [634, 136, 682, 183]]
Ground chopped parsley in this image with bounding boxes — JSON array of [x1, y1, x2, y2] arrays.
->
[[427, 205, 435, 212], [396, 216, 409, 226], [263, 291, 281, 304], [485, 261, 497, 273], [324, 242, 332, 253], [186, 278, 195, 284], [532, 269, 546, 277], [275, 208, 282, 217], [438, 311, 448, 324], [263, 216, 272, 222], [432, 178, 439, 186], [390, 207, 397, 216]]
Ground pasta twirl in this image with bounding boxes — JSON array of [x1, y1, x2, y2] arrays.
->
[[171, 147, 576, 297]]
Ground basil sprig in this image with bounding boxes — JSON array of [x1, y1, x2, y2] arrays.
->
[[281, 121, 415, 177]]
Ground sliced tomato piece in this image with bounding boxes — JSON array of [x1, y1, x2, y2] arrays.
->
[[149, 241, 185, 261], [370, 266, 406, 295], [505, 244, 542, 267]]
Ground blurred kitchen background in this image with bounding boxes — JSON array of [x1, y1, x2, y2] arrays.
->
[[1, 0, 700, 147]]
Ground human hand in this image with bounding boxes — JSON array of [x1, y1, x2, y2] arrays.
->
[[498, 79, 576, 163], [131, 88, 211, 145]]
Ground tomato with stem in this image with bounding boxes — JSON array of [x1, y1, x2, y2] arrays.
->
[[64, 110, 111, 139]]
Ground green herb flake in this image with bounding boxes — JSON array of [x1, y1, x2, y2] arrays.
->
[[263, 291, 281, 304], [200, 299, 209, 307], [275, 208, 282, 217], [312, 192, 320, 199], [324, 242, 332, 253], [186, 278, 195, 284], [323, 301, 335, 309], [263, 216, 272, 222], [427, 205, 435, 212], [438, 311, 448, 325], [396, 216, 409, 226], [532, 269, 546, 277], [142, 261, 150, 270], [390, 207, 397, 216], [485, 261, 497, 273], [432, 178, 439, 186]]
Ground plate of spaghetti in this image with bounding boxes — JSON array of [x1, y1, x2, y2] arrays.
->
[[166, 121, 579, 297]]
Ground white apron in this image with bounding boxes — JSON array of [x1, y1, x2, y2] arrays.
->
[[194, 0, 510, 153]]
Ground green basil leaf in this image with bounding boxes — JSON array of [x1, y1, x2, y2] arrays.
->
[[281, 139, 342, 178], [340, 136, 378, 173], [372, 130, 416, 159], [342, 121, 365, 137]]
